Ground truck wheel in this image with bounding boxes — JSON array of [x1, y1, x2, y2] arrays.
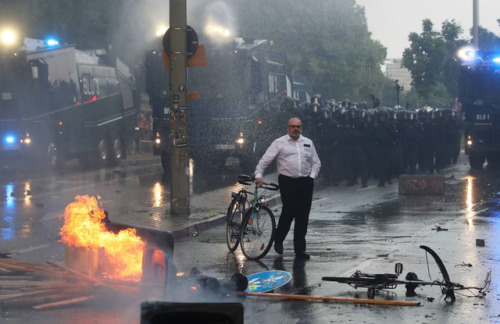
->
[[108, 138, 123, 166], [98, 138, 108, 162], [469, 153, 485, 170], [112, 138, 123, 160]]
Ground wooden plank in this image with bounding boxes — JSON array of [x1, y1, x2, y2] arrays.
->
[[0, 275, 34, 280], [1, 286, 96, 309], [46, 260, 139, 300], [0, 280, 72, 287], [235, 292, 420, 306], [0, 289, 58, 301], [32, 295, 95, 310]]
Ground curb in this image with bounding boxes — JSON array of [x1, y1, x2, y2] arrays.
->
[[171, 195, 283, 240]]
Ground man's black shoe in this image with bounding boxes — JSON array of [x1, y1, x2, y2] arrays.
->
[[295, 252, 310, 260], [274, 241, 283, 255]]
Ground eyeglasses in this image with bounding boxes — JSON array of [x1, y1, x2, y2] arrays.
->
[[288, 125, 301, 128]]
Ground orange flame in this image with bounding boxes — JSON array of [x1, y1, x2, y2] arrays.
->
[[60, 195, 145, 281]]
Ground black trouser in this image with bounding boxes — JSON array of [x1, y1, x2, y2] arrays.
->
[[275, 174, 314, 253]]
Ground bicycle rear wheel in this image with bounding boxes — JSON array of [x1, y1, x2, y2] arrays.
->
[[226, 196, 246, 252], [240, 205, 276, 260]]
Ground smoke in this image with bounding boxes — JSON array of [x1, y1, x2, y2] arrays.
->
[[191, 1, 239, 41], [110, 0, 240, 66]]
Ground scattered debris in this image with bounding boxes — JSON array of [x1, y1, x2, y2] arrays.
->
[[458, 263, 473, 268], [0, 252, 14, 259], [0, 259, 141, 311], [432, 226, 448, 231]]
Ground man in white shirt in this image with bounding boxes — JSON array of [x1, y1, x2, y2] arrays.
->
[[255, 117, 321, 260]]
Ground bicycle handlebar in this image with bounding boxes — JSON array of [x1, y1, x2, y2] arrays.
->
[[261, 183, 279, 191], [238, 174, 254, 185], [237, 174, 279, 190]]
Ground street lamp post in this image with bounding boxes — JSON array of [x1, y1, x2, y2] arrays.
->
[[394, 80, 404, 108], [168, 0, 190, 216]]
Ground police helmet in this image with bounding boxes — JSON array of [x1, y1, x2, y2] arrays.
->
[[365, 109, 375, 123], [417, 109, 428, 120], [378, 108, 389, 120], [348, 106, 359, 119], [321, 106, 332, 119], [311, 94, 323, 105], [335, 107, 346, 120]]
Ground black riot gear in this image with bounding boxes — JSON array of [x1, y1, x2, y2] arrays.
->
[[321, 106, 332, 120], [311, 94, 323, 105]]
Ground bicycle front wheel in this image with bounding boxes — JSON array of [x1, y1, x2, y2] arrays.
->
[[226, 197, 246, 252], [240, 205, 276, 260]]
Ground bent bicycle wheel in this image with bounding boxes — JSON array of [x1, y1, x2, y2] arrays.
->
[[240, 205, 276, 260], [226, 197, 246, 252]]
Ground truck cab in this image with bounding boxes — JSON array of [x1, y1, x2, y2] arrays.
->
[[459, 49, 500, 170]]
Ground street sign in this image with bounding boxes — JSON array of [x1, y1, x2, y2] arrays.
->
[[162, 25, 198, 59]]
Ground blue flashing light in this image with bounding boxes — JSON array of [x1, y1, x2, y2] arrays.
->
[[3, 134, 17, 145], [45, 38, 60, 47], [493, 56, 500, 64]]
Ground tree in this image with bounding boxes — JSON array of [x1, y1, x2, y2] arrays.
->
[[441, 20, 467, 99], [477, 26, 500, 50], [5, 0, 390, 102], [402, 19, 447, 104], [227, 0, 388, 101]]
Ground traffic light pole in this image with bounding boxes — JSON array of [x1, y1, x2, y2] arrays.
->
[[169, 0, 190, 216]]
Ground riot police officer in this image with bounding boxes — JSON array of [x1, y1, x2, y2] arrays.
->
[[344, 106, 370, 187], [373, 108, 397, 187]]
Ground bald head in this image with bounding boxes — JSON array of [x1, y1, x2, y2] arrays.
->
[[287, 117, 302, 141]]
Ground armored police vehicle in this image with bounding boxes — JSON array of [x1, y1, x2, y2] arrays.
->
[[459, 49, 500, 170], [145, 36, 293, 173], [0, 34, 138, 169]]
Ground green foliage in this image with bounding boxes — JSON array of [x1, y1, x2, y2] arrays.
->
[[402, 19, 447, 104], [8, 0, 498, 109], [402, 17, 500, 107], [477, 26, 500, 50], [227, 0, 388, 102]]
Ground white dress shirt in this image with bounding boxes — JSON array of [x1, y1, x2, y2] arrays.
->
[[255, 134, 321, 179]]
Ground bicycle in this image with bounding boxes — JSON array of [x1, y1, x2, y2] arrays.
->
[[226, 174, 254, 252], [322, 245, 491, 301], [238, 176, 279, 260]]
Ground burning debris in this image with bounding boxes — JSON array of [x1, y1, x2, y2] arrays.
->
[[60, 195, 145, 281], [0, 195, 172, 312]]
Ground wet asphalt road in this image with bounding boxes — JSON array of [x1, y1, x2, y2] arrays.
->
[[1, 154, 500, 323]]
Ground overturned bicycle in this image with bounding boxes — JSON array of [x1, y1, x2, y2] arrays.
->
[[322, 245, 491, 301]]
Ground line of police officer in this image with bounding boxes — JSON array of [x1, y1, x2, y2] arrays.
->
[[280, 94, 463, 188]]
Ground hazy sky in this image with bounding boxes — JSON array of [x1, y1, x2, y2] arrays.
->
[[356, 0, 500, 58]]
